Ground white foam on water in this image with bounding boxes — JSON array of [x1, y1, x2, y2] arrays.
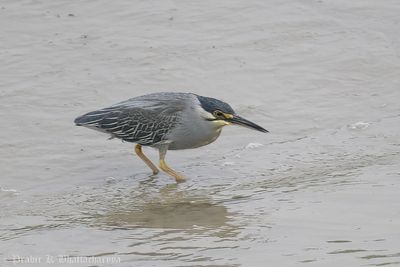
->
[[348, 121, 370, 130], [245, 143, 264, 149]]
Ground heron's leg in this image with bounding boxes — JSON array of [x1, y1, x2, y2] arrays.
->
[[134, 144, 159, 175], [158, 146, 186, 183]]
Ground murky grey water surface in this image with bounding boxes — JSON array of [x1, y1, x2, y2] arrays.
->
[[1, 0, 400, 266]]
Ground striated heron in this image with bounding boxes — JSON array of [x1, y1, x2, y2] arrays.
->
[[75, 92, 268, 182]]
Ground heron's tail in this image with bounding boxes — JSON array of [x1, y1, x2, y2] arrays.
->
[[74, 110, 107, 126]]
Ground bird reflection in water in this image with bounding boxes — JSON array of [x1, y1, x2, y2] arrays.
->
[[92, 182, 238, 236]]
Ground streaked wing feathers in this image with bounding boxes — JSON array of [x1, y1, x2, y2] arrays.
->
[[75, 103, 182, 145]]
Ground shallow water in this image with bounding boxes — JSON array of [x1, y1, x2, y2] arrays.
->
[[1, 0, 400, 266]]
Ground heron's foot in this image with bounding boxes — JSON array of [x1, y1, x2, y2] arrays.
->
[[159, 159, 186, 183], [135, 144, 160, 175], [151, 169, 160, 175]]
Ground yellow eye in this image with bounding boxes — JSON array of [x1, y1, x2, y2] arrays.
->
[[213, 110, 224, 118]]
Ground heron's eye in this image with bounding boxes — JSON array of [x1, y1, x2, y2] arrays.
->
[[213, 110, 224, 118]]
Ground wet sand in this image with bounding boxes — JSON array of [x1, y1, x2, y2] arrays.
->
[[1, 0, 400, 266]]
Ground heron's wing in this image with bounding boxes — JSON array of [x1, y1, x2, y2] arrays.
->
[[75, 99, 184, 145], [110, 92, 188, 113]]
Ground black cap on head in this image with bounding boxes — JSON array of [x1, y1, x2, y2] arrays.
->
[[196, 94, 268, 133], [196, 95, 235, 114]]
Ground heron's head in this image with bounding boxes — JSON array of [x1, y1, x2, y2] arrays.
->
[[196, 95, 268, 133]]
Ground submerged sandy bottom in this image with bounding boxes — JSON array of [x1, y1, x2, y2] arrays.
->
[[1, 0, 400, 266]]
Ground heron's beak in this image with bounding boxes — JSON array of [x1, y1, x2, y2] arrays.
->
[[227, 115, 269, 133]]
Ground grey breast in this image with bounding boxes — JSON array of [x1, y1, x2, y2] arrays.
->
[[166, 96, 224, 150]]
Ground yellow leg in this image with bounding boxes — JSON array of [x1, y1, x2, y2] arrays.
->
[[135, 144, 159, 175], [159, 159, 186, 183], [157, 146, 185, 182]]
